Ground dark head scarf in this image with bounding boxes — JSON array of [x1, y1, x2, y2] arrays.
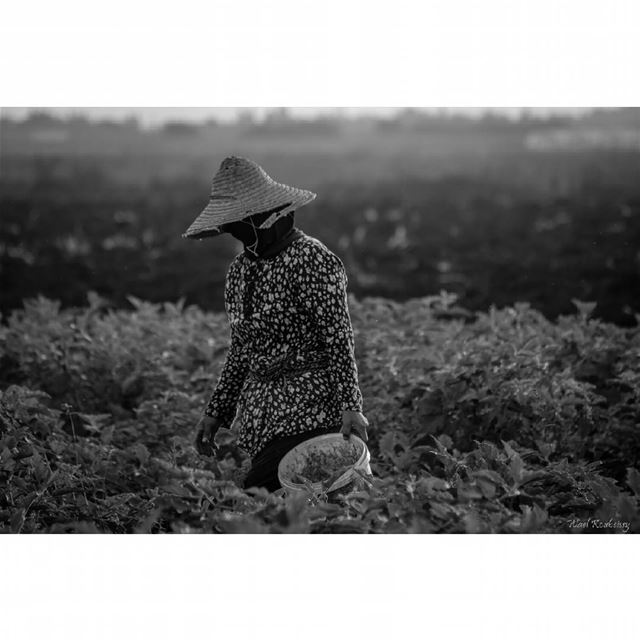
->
[[222, 207, 304, 261]]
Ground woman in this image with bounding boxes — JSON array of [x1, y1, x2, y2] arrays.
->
[[184, 156, 369, 492]]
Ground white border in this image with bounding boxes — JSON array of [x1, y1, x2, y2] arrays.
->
[[1, 0, 640, 106], [1, 536, 638, 640]]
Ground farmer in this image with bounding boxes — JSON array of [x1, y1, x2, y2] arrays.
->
[[184, 156, 369, 492]]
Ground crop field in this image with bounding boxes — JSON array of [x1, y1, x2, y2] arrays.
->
[[1, 111, 639, 533], [1, 294, 638, 533]]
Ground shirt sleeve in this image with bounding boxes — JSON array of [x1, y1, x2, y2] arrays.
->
[[204, 261, 250, 426], [297, 247, 364, 413]]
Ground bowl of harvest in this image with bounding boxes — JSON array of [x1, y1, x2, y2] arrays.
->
[[278, 433, 371, 496]]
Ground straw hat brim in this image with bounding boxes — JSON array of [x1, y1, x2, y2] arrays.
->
[[183, 181, 316, 240]]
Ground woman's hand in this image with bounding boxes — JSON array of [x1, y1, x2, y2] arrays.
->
[[195, 414, 224, 456], [340, 410, 369, 442]]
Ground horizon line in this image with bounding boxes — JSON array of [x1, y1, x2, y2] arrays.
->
[[1, 106, 597, 128]]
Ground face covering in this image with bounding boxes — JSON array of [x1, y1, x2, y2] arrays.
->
[[223, 209, 299, 260]]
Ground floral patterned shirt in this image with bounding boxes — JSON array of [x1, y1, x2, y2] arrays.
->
[[205, 232, 364, 458]]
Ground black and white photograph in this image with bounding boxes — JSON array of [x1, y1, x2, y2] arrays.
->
[[2, 2, 640, 639], [2, 105, 638, 534]]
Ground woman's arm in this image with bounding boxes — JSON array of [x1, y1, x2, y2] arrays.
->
[[204, 263, 250, 428], [204, 328, 249, 426], [297, 247, 364, 413]]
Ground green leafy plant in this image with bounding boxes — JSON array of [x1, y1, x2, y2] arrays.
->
[[1, 293, 638, 533]]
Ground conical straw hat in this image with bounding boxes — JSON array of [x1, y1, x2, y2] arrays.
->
[[182, 156, 317, 239]]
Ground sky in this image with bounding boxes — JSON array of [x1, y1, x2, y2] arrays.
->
[[2, 107, 591, 127]]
